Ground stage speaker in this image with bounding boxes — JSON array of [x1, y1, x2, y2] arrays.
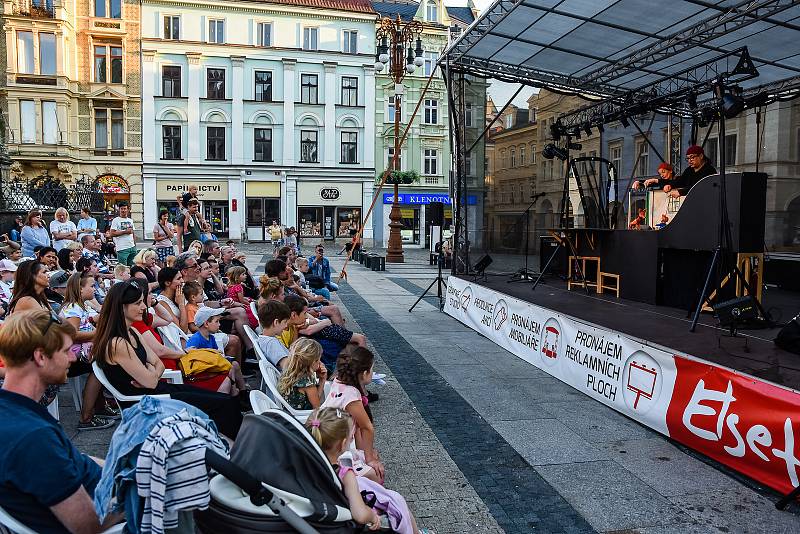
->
[[713, 296, 758, 327], [473, 254, 493, 275], [428, 201, 445, 226], [539, 235, 566, 273]]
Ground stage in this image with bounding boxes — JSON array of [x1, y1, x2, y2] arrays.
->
[[463, 274, 800, 392]]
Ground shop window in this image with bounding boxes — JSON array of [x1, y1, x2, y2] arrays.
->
[[254, 71, 272, 102], [207, 68, 225, 99], [254, 128, 272, 162], [337, 208, 361, 237], [341, 132, 357, 164], [163, 125, 181, 159], [94, 44, 122, 83], [300, 130, 318, 162], [298, 207, 322, 237], [207, 126, 225, 160], [162, 66, 181, 97], [341, 77, 358, 106], [164, 15, 180, 40], [301, 74, 318, 104]]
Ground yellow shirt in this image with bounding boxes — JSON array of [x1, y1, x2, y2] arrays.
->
[[278, 325, 298, 349]]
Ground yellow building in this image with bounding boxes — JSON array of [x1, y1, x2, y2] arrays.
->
[[2, 0, 142, 229]]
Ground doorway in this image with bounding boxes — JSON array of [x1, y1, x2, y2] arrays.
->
[[246, 197, 280, 241]]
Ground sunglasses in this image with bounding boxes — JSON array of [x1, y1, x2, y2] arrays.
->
[[40, 312, 62, 336]]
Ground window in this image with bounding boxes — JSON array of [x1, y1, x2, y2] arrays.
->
[[95, 0, 121, 18], [303, 27, 318, 50], [387, 97, 397, 122], [610, 143, 622, 175], [387, 147, 401, 170], [724, 133, 737, 167], [94, 108, 124, 150], [254, 128, 272, 161], [207, 68, 225, 99], [636, 139, 649, 176], [505, 114, 513, 129], [17, 31, 34, 74], [423, 99, 438, 124], [20, 101, 35, 144], [207, 126, 225, 160], [343, 30, 357, 54], [42, 101, 58, 144], [94, 44, 122, 83], [301, 74, 318, 104], [254, 71, 272, 102], [500, 149, 506, 169], [257, 22, 272, 47], [341, 77, 358, 106], [530, 144, 536, 164], [520, 145, 525, 166], [300, 130, 318, 162], [424, 149, 438, 175], [38, 33, 56, 75], [423, 51, 439, 77], [465, 102, 474, 127], [208, 19, 225, 44], [425, 1, 438, 22], [162, 66, 181, 97], [706, 138, 718, 168], [162, 125, 181, 159], [510, 149, 516, 168], [341, 132, 357, 163], [164, 15, 180, 40]]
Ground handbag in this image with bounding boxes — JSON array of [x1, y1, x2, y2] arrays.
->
[[179, 348, 232, 376]]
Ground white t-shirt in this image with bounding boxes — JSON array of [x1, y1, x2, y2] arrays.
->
[[257, 335, 289, 367], [60, 303, 94, 332], [0, 280, 13, 303], [111, 217, 136, 251], [50, 219, 77, 251], [156, 294, 180, 317]]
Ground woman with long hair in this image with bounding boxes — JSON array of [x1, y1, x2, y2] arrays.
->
[[91, 282, 243, 438], [7, 260, 51, 315], [154, 267, 189, 332], [57, 248, 75, 272], [20, 209, 50, 258], [153, 209, 175, 265]]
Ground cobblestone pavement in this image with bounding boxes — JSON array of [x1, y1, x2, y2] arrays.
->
[[63, 243, 800, 533]]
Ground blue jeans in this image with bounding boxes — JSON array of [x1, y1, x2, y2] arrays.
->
[[326, 282, 339, 292], [313, 287, 331, 300]]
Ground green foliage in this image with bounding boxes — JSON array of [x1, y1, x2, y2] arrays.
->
[[384, 169, 420, 184]]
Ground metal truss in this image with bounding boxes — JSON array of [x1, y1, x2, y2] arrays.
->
[[580, 0, 797, 88], [445, 66, 470, 275]]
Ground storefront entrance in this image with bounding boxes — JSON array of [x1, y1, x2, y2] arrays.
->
[[244, 182, 282, 242], [296, 181, 364, 242], [204, 202, 229, 238]]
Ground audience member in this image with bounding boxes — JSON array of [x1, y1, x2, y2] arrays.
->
[[155, 267, 189, 332], [182, 200, 203, 252], [132, 248, 160, 291], [46, 270, 70, 312], [0, 310, 119, 533], [57, 248, 75, 272], [50, 208, 78, 252], [201, 239, 221, 260], [113, 264, 131, 284], [310, 244, 338, 292], [182, 280, 204, 330], [278, 338, 326, 410], [226, 266, 258, 328], [0, 233, 21, 260], [185, 307, 247, 396], [109, 201, 137, 266], [256, 299, 291, 369], [37, 246, 58, 272], [153, 209, 176, 265], [76, 208, 97, 241], [8, 261, 54, 316], [4, 214, 23, 243], [80, 234, 111, 276], [21, 209, 50, 258], [0, 259, 16, 304]]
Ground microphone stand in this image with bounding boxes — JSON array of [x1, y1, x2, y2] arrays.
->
[[509, 193, 546, 283]]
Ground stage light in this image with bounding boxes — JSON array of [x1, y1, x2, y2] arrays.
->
[[573, 127, 581, 140], [620, 115, 630, 128], [583, 123, 592, 136], [542, 143, 568, 161], [550, 121, 562, 141], [473, 254, 493, 276], [688, 91, 698, 110]]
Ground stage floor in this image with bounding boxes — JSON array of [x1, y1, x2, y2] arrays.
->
[[463, 274, 800, 391]]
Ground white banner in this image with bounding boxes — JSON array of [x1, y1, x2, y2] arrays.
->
[[445, 276, 677, 435]]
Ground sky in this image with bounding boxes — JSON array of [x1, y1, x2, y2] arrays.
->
[[444, 0, 538, 108]]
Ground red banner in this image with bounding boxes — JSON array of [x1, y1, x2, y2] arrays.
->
[[666, 356, 800, 495]]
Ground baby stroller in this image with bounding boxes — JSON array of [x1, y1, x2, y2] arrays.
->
[[196, 411, 396, 533]]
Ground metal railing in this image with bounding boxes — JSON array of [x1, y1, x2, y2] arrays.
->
[[13, 0, 55, 18]]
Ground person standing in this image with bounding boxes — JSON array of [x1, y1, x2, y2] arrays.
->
[[20, 209, 51, 258], [182, 199, 202, 252], [5, 215, 23, 243], [152, 209, 175, 265], [76, 208, 97, 241], [268, 220, 284, 251], [109, 201, 137, 266], [670, 145, 717, 198], [50, 208, 78, 252]]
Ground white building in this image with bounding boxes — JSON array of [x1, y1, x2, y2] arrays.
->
[[141, 0, 376, 243]]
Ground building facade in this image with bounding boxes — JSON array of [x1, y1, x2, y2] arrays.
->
[[371, 0, 477, 248], [2, 0, 143, 226], [141, 0, 377, 243]]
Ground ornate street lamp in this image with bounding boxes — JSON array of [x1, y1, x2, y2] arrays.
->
[[375, 15, 423, 263]]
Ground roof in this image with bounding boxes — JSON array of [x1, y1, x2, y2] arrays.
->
[[372, 0, 418, 20], [444, 0, 800, 102], [447, 6, 475, 24], [265, 0, 374, 14]]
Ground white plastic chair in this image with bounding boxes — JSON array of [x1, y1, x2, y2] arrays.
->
[[249, 390, 280, 415], [67, 374, 87, 412], [46, 396, 59, 421], [249, 302, 262, 334], [0, 503, 125, 534], [242, 325, 263, 363], [92, 362, 180, 404], [158, 324, 187, 353], [258, 360, 312, 423]]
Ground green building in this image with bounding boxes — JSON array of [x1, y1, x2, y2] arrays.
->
[[371, 0, 478, 248]]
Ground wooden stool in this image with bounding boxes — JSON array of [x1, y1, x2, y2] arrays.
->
[[598, 272, 620, 298], [567, 256, 600, 291]]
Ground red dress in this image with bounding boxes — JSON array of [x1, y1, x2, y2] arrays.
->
[[228, 283, 258, 328]]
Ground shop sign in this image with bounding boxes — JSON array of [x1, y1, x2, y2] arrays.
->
[[383, 193, 477, 205], [297, 182, 362, 205], [156, 180, 228, 201]]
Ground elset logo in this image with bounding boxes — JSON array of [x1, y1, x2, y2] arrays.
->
[[538, 317, 562, 367]]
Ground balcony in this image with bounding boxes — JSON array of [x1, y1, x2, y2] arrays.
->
[[13, 0, 55, 18]]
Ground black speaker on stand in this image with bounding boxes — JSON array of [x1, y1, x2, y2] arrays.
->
[[428, 201, 444, 226], [410, 201, 448, 313]]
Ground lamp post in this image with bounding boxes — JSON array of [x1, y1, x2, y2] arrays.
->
[[375, 15, 423, 263]]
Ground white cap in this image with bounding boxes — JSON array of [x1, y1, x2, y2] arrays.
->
[[194, 306, 227, 327], [0, 259, 17, 272]]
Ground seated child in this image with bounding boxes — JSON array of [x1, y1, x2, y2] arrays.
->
[[113, 263, 130, 284], [278, 338, 327, 410], [186, 307, 247, 395], [183, 280, 204, 332], [256, 299, 292, 370], [322, 347, 383, 483], [306, 407, 430, 534]]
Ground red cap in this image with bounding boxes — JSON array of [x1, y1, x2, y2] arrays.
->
[[686, 145, 704, 156], [657, 162, 673, 172]]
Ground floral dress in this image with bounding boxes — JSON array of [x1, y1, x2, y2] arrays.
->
[[283, 373, 319, 410]]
